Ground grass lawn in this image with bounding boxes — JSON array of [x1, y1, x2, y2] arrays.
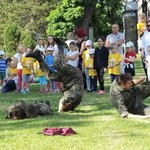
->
[[0, 55, 150, 150]]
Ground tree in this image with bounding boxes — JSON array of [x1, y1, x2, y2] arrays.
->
[[0, 0, 59, 55], [3, 23, 21, 55], [46, 0, 123, 39]]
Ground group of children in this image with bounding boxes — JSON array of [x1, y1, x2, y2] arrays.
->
[[0, 31, 145, 95], [0, 36, 61, 94]]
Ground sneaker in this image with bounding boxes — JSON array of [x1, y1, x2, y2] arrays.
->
[[26, 50, 43, 62], [87, 90, 92, 93], [21, 90, 27, 94]]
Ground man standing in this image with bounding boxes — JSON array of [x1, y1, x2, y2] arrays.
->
[[110, 73, 150, 118], [105, 23, 125, 73]]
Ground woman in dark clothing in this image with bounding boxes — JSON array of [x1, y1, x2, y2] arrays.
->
[[94, 36, 109, 94], [74, 28, 87, 89]]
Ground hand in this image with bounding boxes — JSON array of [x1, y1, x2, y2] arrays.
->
[[108, 65, 113, 68], [139, 76, 146, 82], [104, 68, 107, 72]]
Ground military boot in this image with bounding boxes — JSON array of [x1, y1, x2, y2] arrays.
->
[[26, 50, 43, 63]]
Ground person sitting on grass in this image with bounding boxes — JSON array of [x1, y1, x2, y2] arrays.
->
[[26, 38, 83, 113], [110, 73, 150, 118]]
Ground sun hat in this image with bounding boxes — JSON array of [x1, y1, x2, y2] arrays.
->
[[89, 49, 95, 54], [125, 41, 134, 48], [0, 50, 5, 55], [85, 40, 93, 47], [47, 46, 54, 51]]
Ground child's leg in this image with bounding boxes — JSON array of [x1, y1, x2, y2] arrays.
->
[[26, 74, 31, 92], [38, 76, 43, 93], [17, 69, 22, 91], [42, 76, 47, 92], [21, 74, 26, 93], [84, 68, 91, 91], [93, 76, 97, 92], [46, 81, 50, 92]]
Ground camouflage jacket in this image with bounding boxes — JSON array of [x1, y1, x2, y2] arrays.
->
[[110, 80, 137, 118]]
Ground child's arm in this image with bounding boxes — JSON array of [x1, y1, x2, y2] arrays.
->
[[65, 53, 79, 61], [124, 57, 136, 63]]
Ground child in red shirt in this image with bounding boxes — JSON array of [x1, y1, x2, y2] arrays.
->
[[124, 42, 137, 76]]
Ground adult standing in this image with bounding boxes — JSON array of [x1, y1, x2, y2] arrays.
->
[[141, 21, 150, 80], [105, 23, 125, 73], [141, 20, 150, 65], [74, 28, 87, 89]]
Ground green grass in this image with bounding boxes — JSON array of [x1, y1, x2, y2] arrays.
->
[[1, 55, 150, 150]]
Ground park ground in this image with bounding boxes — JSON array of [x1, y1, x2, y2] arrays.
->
[[0, 55, 150, 150]]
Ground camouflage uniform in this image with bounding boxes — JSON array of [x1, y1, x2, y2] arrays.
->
[[110, 79, 150, 117], [40, 46, 83, 111]]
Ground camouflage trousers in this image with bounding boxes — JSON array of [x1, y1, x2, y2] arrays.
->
[[39, 51, 83, 111], [59, 83, 83, 111]]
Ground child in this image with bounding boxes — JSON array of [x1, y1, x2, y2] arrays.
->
[[34, 37, 47, 54], [2, 60, 18, 93], [21, 48, 35, 94], [82, 40, 93, 92], [88, 49, 97, 92], [0, 50, 6, 88], [124, 41, 137, 76], [45, 46, 58, 93], [13, 44, 25, 91], [145, 45, 150, 81], [108, 43, 122, 82], [137, 13, 146, 38], [94, 36, 109, 95], [34, 60, 47, 94], [65, 41, 79, 67]]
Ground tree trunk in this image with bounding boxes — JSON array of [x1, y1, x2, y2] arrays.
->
[[80, 0, 98, 29]]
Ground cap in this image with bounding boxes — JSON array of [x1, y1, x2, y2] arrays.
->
[[89, 49, 95, 54], [125, 41, 134, 48], [0, 50, 5, 55], [85, 40, 93, 46], [47, 46, 54, 51]]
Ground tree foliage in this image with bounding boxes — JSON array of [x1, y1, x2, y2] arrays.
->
[[3, 23, 21, 55], [46, 0, 123, 39], [0, 0, 57, 54], [0, 0, 124, 55]]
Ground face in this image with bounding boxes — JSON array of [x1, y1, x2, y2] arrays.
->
[[69, 45, 76, 51], [18, 47, 24, 54], [0, 54, 4, 58], [110, 48, 117, 54], [148, 48, 150, 54], [126, 47, 132, 52], [47, 50, 53, 55], [98, 38, 105, 47], [39, 39, 44, 45], [89, 54, 94, 58], [26, 48, 32, 54], [112, 24, 119, 34], [86, 45, 92, 50], [147, 22, 150, 30], [48, 36, 54, 44], [121, 80, 133, 90]]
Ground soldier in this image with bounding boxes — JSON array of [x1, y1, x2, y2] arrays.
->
[[6, 101, 52, 119], [26, 38, 83, 112], [110, 73, 150, 118]]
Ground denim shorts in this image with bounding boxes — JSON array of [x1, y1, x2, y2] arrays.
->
[[0, 72, 6, 80], [22, 74, 31, 83]]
